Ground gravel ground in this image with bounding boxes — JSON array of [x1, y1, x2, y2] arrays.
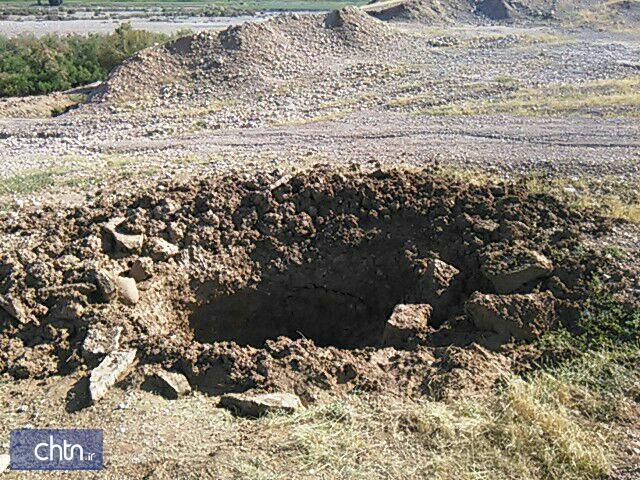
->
[[0, 14, 271, 37], [1, 20, 638, 185], [0, 10, 639, 480]]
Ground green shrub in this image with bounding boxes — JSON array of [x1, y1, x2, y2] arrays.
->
[[0, 23, 172, 98], [542, 278, 640, 352]]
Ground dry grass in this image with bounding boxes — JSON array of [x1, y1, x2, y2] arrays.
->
[[434, 166, 640, 224], [522, 173, 640, 223], [221, 349, 640, 480], [419, 76, 640, 117]]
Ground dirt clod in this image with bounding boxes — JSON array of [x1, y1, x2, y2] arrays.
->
[[0, 166, 624, 400], [466, 291, 556, 341]]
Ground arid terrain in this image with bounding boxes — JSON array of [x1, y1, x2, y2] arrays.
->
[[0, 1, 639, 479]]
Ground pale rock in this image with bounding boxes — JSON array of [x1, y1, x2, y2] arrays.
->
[[220, 392, 302, 417], [89, 349, 137, 403], [115, 276, 139, 305], [149, 370, 191, 399], [83, 326, 123, 357], [147, 237, 179, 261]]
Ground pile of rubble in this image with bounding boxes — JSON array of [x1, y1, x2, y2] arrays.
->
[[0, 165, 631, 407]]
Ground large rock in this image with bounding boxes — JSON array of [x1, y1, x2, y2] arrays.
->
[[115, 276, 139, 305], [89, 349, 137, 403], [130, 257, 154, 282], [82, 326, 123, 358], [148, 370, 191, 400], [481, 248, 554, 294], [147, 237, 179, 261], [103, 217, 144, 254], [412, 257, 460, 320], [465, 291, 556, 341], [92, 269, 118, 303], [382, 304, 432, 348], [219, 392, 302, 417]]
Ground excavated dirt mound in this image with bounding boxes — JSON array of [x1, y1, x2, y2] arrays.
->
[[0, 166, 633, 402], [364, 0, 547, 22], [85, 7, 393, 109], [365, 0, 639, 23]]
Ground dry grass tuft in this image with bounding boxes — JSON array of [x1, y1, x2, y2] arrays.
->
[[222, 355, 635, 480]]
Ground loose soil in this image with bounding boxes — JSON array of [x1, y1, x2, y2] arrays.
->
[[1, 166, 635, 406]]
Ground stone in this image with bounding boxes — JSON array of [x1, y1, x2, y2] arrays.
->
[[103, 217, 144, 254], [382, 304, 432, 348], [92, 269, 118, 303], [465, 291, 556, 341], [412, 257, 460, 320], [481, 248, 554, 294], [115, 276, 139, 305], [0, 454, 9, 473], [89, 349, 137, 403], [111, 231, 144, 254], [147, 237, 179, 261], [149, 370, 191, 399], [50, 298, 85, 321], [130, 257, 154, 282], [0, 294, 27, 323], [82, 326, 123, 357], [420, 258, 459, 295], [219, 392, 303, 417]]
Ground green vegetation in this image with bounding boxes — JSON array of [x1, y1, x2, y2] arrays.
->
[[0, 167, 71, 195], [0, 24, 176, 97], [542, 279, 640, 353], [0, 0, 366, 17]]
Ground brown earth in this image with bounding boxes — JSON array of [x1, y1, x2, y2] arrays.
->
[[1, 165, 635, 409], [0, 5, 639, 478]]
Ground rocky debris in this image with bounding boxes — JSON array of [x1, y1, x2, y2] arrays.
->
[[89, 349, 137, 403], [147, 370, 192, 400], [111, 231, 145, 255], [147, 237, 179, 261], [0, 454, 9, 474], [0, 167, 622, 398], [0, 294, 28, 323], [92, 269, 119, 303], [115, 276, 139, 305], [82, 326, 123, 358], [49, 298, 85, 321], [219, 392, 303, 417], [130, 257, 154, 282], [465, 291, 556, 341], [103, 217, 144, 254], [382, 304, 432, 348], [412, 257, 460, 319], [91, 269, 139, 305], [481, 247, 554, 294], [427, 344, 512, 401]]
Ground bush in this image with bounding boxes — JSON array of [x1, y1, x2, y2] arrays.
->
[[0, 24, 171, 98], [541, 278, 640, 352]]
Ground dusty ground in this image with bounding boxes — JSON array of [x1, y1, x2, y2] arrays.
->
[[0, 3, 639, 479]]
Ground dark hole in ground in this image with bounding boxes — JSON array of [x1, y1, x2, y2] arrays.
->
[[190, 241, 424, 348]]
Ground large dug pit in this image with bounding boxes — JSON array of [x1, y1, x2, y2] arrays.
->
[[0, 166, 626, 400], [190, 244, 414, 348]]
